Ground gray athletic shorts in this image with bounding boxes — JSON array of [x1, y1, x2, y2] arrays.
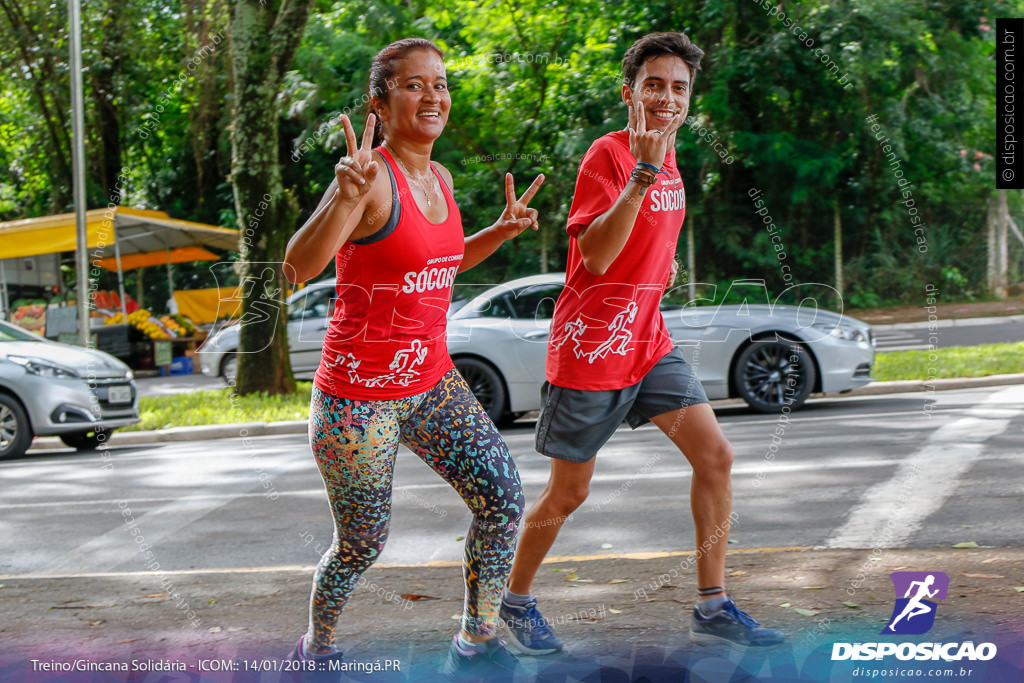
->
[[535, 347, 709, 463]]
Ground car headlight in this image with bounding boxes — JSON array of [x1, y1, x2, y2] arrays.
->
[[813, 324, 868, 343], [8, 355, 82, 379], [124, 368, 134, 380]]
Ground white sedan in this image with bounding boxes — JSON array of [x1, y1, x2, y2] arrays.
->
[[200, 274, 876, 422]]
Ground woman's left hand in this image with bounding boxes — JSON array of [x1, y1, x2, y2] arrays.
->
[[493, 173, 544, 240]]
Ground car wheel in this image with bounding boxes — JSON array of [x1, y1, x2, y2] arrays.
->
[[732, 337, 817, 414], [221, 353, 238, 386], [59, 428, 113, 451], [0, 394, 33, 460], [454, 357, 509, 424]]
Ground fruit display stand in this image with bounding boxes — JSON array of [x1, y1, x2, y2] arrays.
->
[[103, 309, 205, 374], [9, 301, 47, 335]]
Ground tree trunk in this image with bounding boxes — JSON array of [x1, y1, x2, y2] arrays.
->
[[833, 200, 843, 304], [987, 194, 997, 294], [539, 222, 548, 274], [227, 0, 313, 396], [0, 0, 73, 209], [137, 267, 145, 309], [94, 0, 123, 199], [686, 218, 696, 303], [185, 0, 229, 221], [996, 189, 1009, 299]]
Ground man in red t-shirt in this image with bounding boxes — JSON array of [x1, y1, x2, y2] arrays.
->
[[499, 32, 784, 654]]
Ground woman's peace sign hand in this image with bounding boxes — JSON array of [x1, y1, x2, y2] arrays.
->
[[333, 113, 380, 202], [493, 173, 544, 240]]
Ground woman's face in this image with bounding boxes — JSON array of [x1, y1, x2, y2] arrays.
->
[[376, 49, 451, 145]]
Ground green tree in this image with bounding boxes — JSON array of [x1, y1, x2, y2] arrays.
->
[[226, 0, 314, 395]]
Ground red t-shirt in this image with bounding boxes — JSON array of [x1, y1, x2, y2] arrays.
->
[[313, 146, 464, 400], [546, 129, 686, 390]]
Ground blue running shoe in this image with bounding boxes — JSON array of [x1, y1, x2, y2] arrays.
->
[[439, 634, 520, 681], [690, 600, 785, 650], [499, 598, 564, 655], [283, 635, 346, 682]]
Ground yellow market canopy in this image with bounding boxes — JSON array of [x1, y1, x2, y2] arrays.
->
[[94, 246, 221, 272], [0, 206, 239, 260], [0, 207, 240, 324]]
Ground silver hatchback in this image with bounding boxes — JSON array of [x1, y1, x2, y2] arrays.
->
[[0, 319, 139, 459]]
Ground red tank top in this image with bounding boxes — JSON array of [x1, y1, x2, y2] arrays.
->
[[313, 146, 465, 400]]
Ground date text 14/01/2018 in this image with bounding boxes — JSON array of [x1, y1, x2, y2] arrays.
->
[[239, 659, 402, 673]]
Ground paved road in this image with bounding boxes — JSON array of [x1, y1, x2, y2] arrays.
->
[[872, 315, 1024, 351], [3, 385, 1021, 578]]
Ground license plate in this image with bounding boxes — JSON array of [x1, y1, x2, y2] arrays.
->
[[108, 386, 132, 404]]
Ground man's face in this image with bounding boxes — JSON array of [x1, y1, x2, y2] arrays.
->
[[623, 55, 692, 135]]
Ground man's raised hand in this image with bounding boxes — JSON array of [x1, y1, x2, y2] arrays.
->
[[628, 100, 680, 170]]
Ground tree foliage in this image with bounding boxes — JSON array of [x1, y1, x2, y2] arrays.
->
[[1, 0, 1015, 325]]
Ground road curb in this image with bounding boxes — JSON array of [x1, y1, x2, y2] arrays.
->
[[822, 372, 1024, 397], [28, 374, 1024, 450], [872, 313, 1024, 331], [30, 420, 308, 450]]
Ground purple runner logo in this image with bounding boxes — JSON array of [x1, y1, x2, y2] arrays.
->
[[881, 571, 949, 635]]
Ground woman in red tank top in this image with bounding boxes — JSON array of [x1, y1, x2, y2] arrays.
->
[[282, 39, 543, 676]]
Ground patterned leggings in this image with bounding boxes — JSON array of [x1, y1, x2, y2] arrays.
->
[[305, 368, 524, 652]]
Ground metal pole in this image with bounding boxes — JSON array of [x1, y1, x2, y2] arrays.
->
[[166, 249, 174, 311], [69, 0, 90, 347], [0, 260, 8, 321], [112, 216, 128, 323]]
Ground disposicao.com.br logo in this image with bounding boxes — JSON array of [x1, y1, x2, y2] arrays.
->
[[832, 571, 998, 662]]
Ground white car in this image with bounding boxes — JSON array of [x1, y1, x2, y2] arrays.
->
[[198, 280, 339, 384], [200, 274, 875, 422], [447, 274, 875, 421]]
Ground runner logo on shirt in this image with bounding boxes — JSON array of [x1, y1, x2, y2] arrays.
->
[[322, 339, 429, 388], [552, 302, 639, 364]]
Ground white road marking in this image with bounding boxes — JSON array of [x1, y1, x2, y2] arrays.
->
[[823, 384, 1024, 549], [0, 490, 325, 510], [713, 408, 936, 427], [0, 457, 931, 512], [45, 459, 309, 573], [876, 344, 929, 351], [47, 497, 244, 573]]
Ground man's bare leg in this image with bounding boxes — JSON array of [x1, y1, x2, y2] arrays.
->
[[650, 402, 733, 594], [507, 457, 597, 595], [651, 402, 784, 648]]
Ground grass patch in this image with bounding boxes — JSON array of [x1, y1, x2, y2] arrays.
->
[[875, 342, 1024, 381], [123, 381, 313, 432]]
